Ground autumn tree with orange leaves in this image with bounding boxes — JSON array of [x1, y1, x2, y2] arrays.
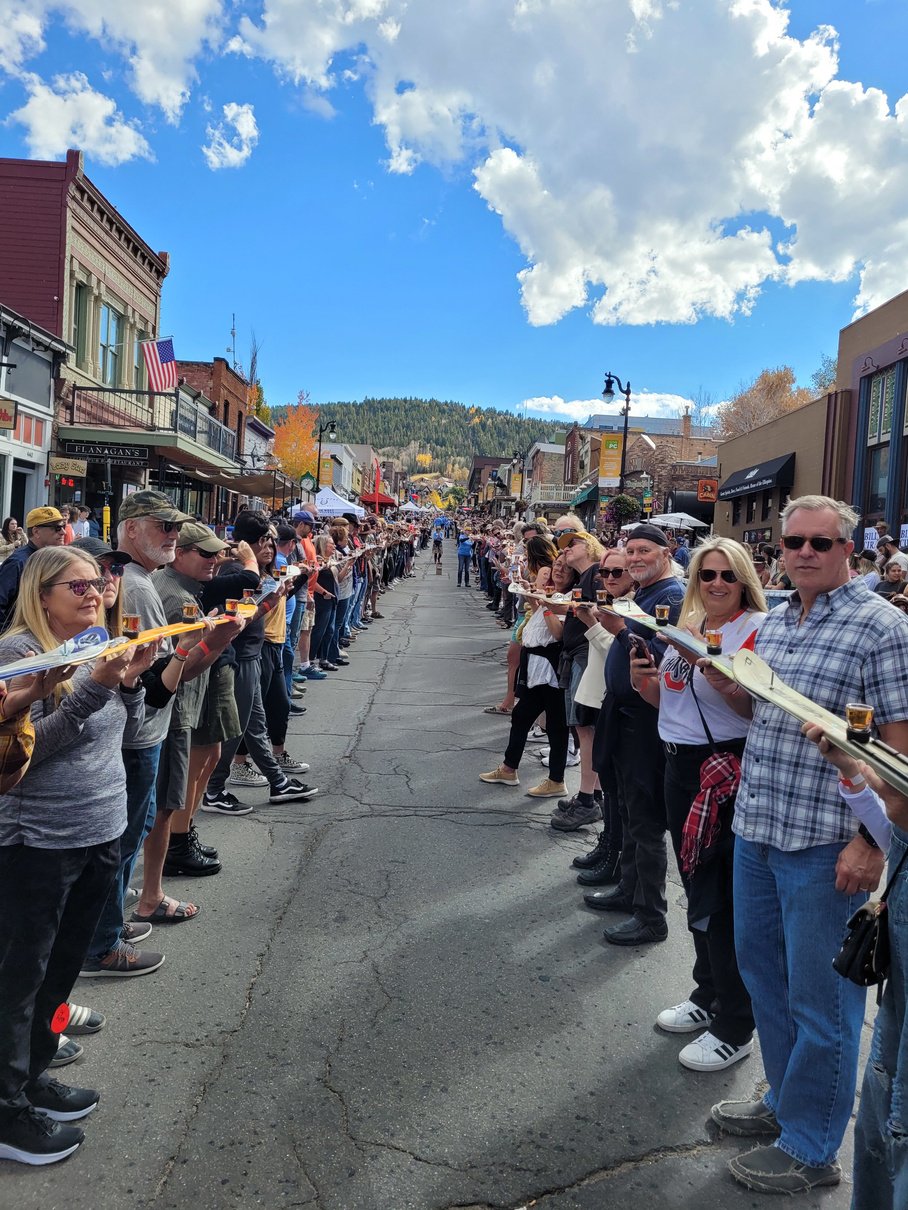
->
[[273, 391, 319, 480]]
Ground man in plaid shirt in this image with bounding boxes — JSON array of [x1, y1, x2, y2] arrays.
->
[[704, 495, 908, 1195]]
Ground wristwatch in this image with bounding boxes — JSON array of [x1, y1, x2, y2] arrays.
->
[[858, 822, 880, 850]]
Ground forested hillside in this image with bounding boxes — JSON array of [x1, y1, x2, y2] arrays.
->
[[269, 397, 565, 473]]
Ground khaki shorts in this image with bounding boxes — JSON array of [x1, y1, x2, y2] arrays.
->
[[300, 602, 316, 632]]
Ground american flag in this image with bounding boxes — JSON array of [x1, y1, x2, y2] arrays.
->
[[140, 336, 178, 392]]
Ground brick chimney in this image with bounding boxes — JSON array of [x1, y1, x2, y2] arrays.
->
[[681, 408, 691, 460]]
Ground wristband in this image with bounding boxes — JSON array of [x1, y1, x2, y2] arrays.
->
[[260, 600, 273, 614], [839, 774, 866, 792], [175, 646, 191, 659], [858, 822, 880, 850], [198, 640, 211, 658]]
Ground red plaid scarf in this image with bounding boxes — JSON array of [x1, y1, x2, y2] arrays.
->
[[680, 752, 741, 875]]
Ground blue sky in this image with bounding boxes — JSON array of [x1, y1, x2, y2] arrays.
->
[[0, 1, 906, 427]]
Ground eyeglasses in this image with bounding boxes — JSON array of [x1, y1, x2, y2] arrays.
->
[[101, 563, 126, 579], [50, 577, 106, 596], [37, 522, 66, 533], [186, 546, 219, 559], [781, 535, 847, 552], [698, 568, 739, 584], [600, 567, 627, 579], [154, 520, 181, 534]]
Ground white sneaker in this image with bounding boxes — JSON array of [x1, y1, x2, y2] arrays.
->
[[228, 761, 268, 788], [528, 725, 547, 741], [656, 1000, 715, 1034], [537, 747, 551, 761], [678, 1031, 753, 1072], [539, 749, 580, 769]]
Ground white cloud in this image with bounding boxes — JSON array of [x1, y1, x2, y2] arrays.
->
[[9, 71, 152, 163], [0, 0, 223, 120], [202, 101, 259, 169], [521, 392, 698, 423], [225, 0, 908, 324]]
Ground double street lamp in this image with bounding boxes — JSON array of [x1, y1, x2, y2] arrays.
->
[[316, 416, 337, 488], [602, 372, 632, 494]]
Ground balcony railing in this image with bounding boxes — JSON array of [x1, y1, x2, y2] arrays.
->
[[68, 387, 237, 463], [529, 483, 580, 504]]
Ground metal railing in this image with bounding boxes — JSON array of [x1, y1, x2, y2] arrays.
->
[[528, 483, 579, 504], [69, 387, 237, 462]]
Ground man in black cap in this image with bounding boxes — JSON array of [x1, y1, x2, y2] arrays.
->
[[586, 524, 685, 945]]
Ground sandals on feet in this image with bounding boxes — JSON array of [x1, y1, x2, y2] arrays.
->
[[132, 897, 200, 925]]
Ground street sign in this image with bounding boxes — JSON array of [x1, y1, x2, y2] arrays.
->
[[598, 436, 623, 489]]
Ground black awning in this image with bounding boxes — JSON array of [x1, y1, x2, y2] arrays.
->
[[718, 453, 796, 500]]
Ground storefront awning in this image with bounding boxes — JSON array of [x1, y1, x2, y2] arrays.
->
[[718, 453, 796, 500], [197, 468, 297, 499], [570, 482, 599, 508], [359, 490, 397, 507]]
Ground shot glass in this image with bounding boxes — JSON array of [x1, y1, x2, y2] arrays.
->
[[123, 614, 141, 639], [225, 599, 239, 616], [182, 602, 200, 622], [242, 588, 256, 602], [655, 604, 670, 626], [705, 628, 722, 655], [845, 702, 874, 744], [596, 589, 610, 605]]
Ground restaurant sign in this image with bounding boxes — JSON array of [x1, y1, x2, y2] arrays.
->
[[63, 441, 149, 467]]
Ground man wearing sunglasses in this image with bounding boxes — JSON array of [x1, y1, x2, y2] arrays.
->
[[702, 494, 908, 1195], [0, 505, 67, 629]]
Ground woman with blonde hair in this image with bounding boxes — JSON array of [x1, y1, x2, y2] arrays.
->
[[0, 546, 146, 1164], [630, 536, 767, 1072]]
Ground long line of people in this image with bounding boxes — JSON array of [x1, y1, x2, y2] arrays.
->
[[468, 496, 908, 1206], [0, 490, 425, 1167]]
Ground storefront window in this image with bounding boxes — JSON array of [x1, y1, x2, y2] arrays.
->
[[98, 304, 121, 386], [762, 489, 773, 521], [134, 331, 146, 389], [868, 367, 896, 443], [746, 494, 756, 523], [867, 444, 889, 516], [72, 284, 88, 368], [732, 498, 741, 526]]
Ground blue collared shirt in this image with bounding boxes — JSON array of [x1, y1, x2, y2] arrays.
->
[[734, 576, 908, 850]]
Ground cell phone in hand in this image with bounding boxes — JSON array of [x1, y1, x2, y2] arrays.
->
[[628, 633, 652, 663]]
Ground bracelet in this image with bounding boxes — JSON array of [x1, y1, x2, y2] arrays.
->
[[858, 822, 880, 850], [171, 652, 188, 664], [199, 640, 211, 658]]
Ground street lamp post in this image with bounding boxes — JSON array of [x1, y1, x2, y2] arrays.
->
[[316, 417, 337, 488], [602, 372, 632, 495]]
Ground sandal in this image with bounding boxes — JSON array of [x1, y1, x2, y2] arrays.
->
[[131, 897, 200, 925], [483, 705, 512, 715]]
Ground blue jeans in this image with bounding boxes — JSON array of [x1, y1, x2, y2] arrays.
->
[[852, 824, 908, 1209], [734, 837, 867, 1167], [328, 596, 352, 663], [87, 743, 162, 960], [311, 597, 336, 663], [457, 554, 471, 585], [349, 576, 367, 628]]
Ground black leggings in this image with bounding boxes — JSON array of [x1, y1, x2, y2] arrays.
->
[[504, 683, 567, 780], [664, 744, 754, 1046]]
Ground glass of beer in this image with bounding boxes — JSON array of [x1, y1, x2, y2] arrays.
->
[[182, 602, 200, 622], [225, 599, 239, 616], [123, 614, 141, 639], [242, 588, 256, 602], [596, 588, 610, 605], [705, 628, 722, 655], [278, 565, 288, 579], [655, 604, 670, 626], [845, 702, 874, 744]]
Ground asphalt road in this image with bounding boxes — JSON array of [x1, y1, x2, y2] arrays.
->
[[9, 547, 867, 1209]]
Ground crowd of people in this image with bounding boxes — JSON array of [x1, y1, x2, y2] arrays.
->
[[0, 493, 428, 1167], [463, 498, 908, 1205]]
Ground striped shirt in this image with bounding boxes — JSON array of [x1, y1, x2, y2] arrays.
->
[[734, 576, 908, 850]]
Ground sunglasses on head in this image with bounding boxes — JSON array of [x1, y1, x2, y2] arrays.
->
[[600, 567, 627, 579], [698, 568, 738, 583], [51, 577, 106, 596], [781, 535, 847, 552]]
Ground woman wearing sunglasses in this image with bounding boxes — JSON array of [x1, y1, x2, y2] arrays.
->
[[630, 536, 767, 1072], [0, 546, 148, 1163]]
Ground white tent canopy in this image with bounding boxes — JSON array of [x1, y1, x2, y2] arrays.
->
[[398, 501, 420, 513], [315, 487, 365, 518], [649, 511, 709, 530]]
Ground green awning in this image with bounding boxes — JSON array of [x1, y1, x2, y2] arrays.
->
[[570, 482, 598, 508]]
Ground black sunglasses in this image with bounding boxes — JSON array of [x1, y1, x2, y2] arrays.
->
[[38, 522, 66, 533], [186, 546, 219, 559], [101, 562, 126, 579], [781, 535, 847, 553], [600, 567, 627, 579], [698, 568, 738, 583]]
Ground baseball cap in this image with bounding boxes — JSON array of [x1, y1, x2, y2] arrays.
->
[[292, 510, 316, 525], [26, 506, 65, 528], [557, 530, 595, 549], [118, 490, 193, 524], [879, 535, 895, 545], [175, 521, 226, 554], [71, 536, 133, 565]]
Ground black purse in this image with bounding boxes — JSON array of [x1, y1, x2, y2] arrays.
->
[[833, 847, 908, 1003]]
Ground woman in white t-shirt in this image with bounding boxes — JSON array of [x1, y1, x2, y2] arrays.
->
[[631, 537, 767, 1075]]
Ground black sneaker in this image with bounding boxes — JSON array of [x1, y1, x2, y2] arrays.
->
[[200, 790, 253, 816], [0, 1107, 84, 1165], [26, 1078, 99, 1122], [268, 778, 320, 803]]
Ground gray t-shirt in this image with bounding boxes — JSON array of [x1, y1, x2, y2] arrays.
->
[[122, 561, 175, 749], [0, 630, 146, 848]]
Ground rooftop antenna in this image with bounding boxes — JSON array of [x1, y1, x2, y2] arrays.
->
[[227, 314, 237, 369]]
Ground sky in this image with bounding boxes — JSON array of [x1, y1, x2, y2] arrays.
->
[[0, 0, 906, 428]]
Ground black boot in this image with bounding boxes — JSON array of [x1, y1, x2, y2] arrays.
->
[[189, 821, 218, 860], [572, 829, 609, 869], [576, 845, 622, 886], [163, 831, 221, 877]]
